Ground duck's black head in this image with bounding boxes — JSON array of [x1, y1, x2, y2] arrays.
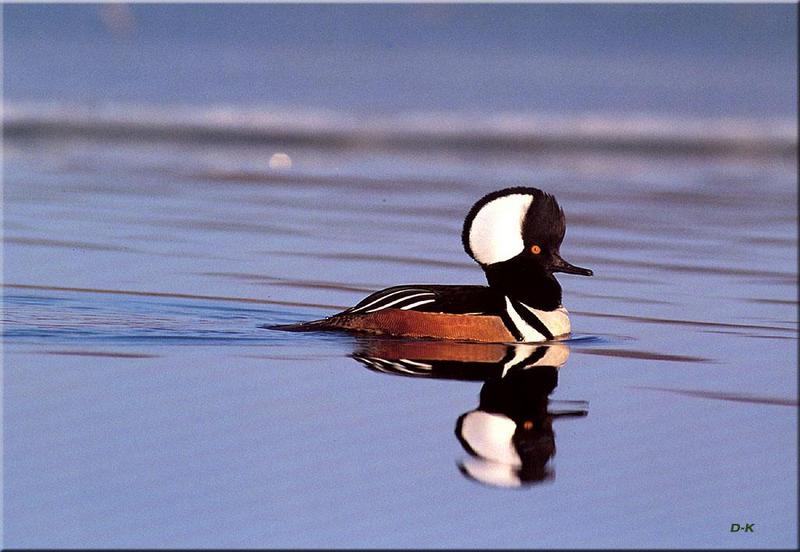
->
[[462, 187, 592, 309]]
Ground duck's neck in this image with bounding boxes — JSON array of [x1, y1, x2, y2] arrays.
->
[[483, 258, 562, 311]]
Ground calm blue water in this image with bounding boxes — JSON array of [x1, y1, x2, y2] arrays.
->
[[3, 4, 798, 548]]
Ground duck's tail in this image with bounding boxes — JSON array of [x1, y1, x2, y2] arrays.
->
[[262, 318, 333, 332]]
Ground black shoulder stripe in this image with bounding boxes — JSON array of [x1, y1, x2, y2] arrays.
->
[[509, 300, 554, 341], [499, 310, 525, 342]]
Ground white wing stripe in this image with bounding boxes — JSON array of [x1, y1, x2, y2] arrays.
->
[[399, 299, 436, 310], [350, 288, 429, 312], [364, 292, 435, 313]]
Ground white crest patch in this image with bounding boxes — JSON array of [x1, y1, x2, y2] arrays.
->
[[468, 193, 533, 265]]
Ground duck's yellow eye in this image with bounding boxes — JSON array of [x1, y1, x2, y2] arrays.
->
[[531, 245, 541, 255]]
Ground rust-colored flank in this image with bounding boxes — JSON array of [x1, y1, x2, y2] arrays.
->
[[319, 308, 516, 342]]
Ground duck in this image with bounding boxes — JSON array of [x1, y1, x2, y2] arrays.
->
[[272, 187, 592, 342]]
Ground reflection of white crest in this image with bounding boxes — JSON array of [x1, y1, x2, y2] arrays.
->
[[460, 411, 521, 466], [467, 193, 533, 265], [461, 457, 523, 488]]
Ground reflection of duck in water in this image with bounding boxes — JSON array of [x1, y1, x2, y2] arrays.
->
[[353, 339, 587, 488], [458, 365, 587, 488], [273, 187, 592, 342]]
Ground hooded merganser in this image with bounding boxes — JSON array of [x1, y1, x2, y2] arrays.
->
[[273, 187, 592, 342]]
